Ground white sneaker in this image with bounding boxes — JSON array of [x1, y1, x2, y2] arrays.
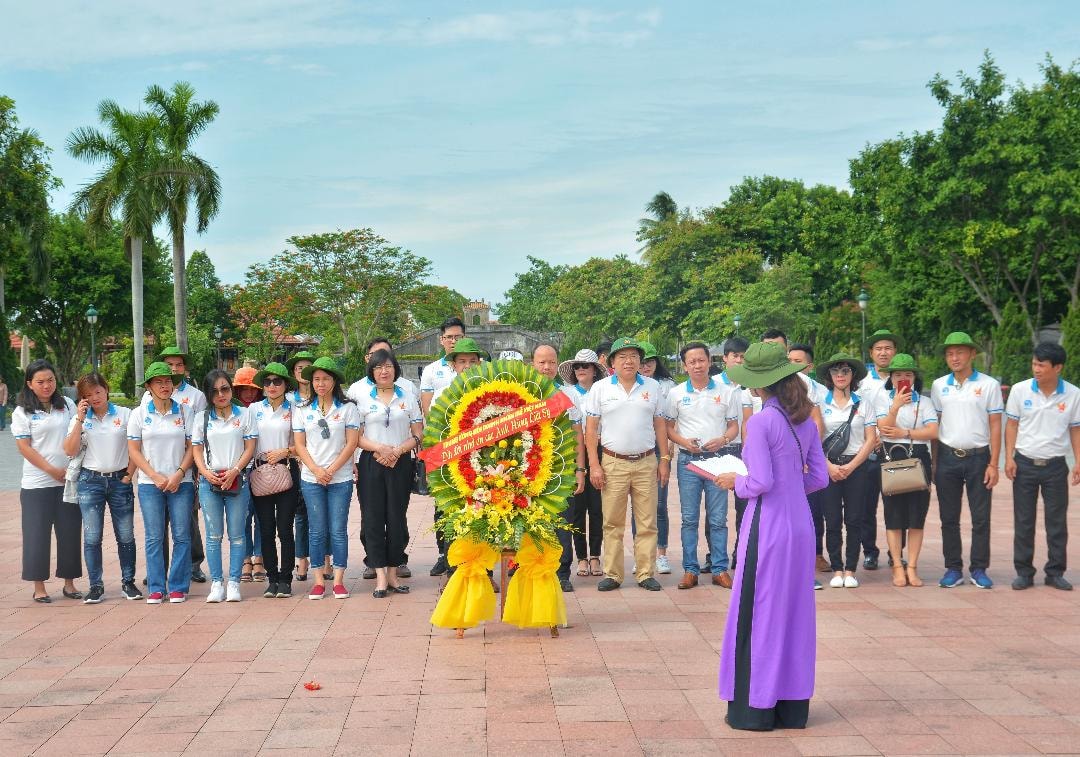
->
[[829, 574, 845, 588], [844, 575, 859, 589], [226, 581, 242, 602], [206, 581, 225, 603], [656, 555, 671, 574]]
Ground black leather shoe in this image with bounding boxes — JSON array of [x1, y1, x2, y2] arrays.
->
[[1011, 576, 1034, 590], [430, 556, 449, 576], [389, 584, 410, 594], [638, 577, 662, 591], [191, 565, 207, 583], [363, 567, 376, 580], [1045, 575, 1073, 591], [559, 579, 574, 592], [396, 564, 412, 578], [373, 589, 388, 598], [597, 577, 620, 592], [62, 587, 83, 600], [863, 555, 879, 570]]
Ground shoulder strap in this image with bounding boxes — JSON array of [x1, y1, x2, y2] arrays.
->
[[769, 405, 809, 474], [203, 409, 212, 467]]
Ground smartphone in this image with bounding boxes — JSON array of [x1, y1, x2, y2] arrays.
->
[[896, 379, 912, 395]]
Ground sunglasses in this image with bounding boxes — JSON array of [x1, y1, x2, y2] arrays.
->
[[572, 363, 593, 371], [262, 377, 285, 387], [317, 418, 330, 439], [829, 366, 853, 376], [210, 385, 232, 396]]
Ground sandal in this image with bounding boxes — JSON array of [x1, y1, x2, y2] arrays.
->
[[295, 562, 308, 582], [63, 587, 83, 600], [576, 560, 590, 577], [906, 565, 923, 587], [241, 559, 253, 582], [251, 559, 267, 582], [589, 557, 603, 576], [891, 565, 908, 587], [33, 593, 51, 604]]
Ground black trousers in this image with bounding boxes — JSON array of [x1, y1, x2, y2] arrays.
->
[[935, 447, 992, 572], [572, 473, 603, 560], [557, 496, 579, 580], [859, 456, 881, 558], [253, 481, 299, 583], [1013, 454, 1069, 579], [357, 451, 412, 569], [22, 487, 82, 581], [820, 461, 870, 572], [808, 490, 825, 556]]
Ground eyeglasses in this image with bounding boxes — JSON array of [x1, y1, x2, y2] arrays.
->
[[317, 418, 330, 439], [210, 385, 232, 396], [440, 333, 464, 342], [262, 377, 285, 387], [829, 366, 853, 376]]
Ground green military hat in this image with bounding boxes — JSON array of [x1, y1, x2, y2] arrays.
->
[[726, 342, 804, 389], [141, 361, 183, 387], [883, 353, 922, 375], [254, 362, 298, 390], [300, 356, 346, 384], [608, 336, 645, 362], [940, 331, 980, 353], [639, 341, 659, 361], [155, 345, 189, 364], [446, 337, 490, 362], [816, 353, 869, 384], [864, 329, 902, 352], [285, 350, 318, 372]]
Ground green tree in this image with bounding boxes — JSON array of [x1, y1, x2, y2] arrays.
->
[[495, 255, 568, 331], [990, 300, 1031, 385], [67, 100, 163, 387], [410, 285, 469, 331], [144, 82, 221, 355], [636, 190, 678, 250], [1059, 301, 1080, 381], [548, 255, 645, 351], [186, 250, 231, 333]]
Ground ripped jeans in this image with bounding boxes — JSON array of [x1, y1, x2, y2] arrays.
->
[[199, 477, 251, 584]]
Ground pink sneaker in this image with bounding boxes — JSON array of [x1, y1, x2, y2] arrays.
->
[[308, 584, 326, 600], [168, 591, 186, 603], [146, 592, 164, 604], [333, 584, 350, 599]]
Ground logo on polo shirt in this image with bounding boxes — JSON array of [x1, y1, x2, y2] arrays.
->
[[713, 396, 722, 404], [1024, 399, 1032, 407], [232, 418, 241, 427], [181, 397, 190, 404], [331, 413, 341, 421], [641, 392, 650, 401], [283, 412, 291, 421], [256, 411, 264, 420], [144, 416, 152, 425], [306, 413, 314, 421], [824, 407, 833, 415], [113, 418, 122, 427], [174, 418, 184, 427], [942, 387, 950, 395], [1059, 402, 1067, 412], [974, 388, 982, 397], [84, 421, 93, 429], [681, 396, 691, 405], [399, 403, 406, 410]]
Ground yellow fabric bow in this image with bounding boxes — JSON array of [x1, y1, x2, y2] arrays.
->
[[430, 539, 499, 629], [502, 535, 566, 628]]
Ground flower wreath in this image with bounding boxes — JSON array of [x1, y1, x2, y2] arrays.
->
[[423, 359, 576, 550]]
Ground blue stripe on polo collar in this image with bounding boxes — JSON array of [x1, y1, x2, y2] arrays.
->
[[720, 372, 733, 385], [370, 385, 404, 399], [105, 402, 117, 416], [573, 384, 587, 396], [825, 391, 860, 405], [684, 378, 717, 393], [1030, 378, 1065, 395], [148, 399, 181, 415], [609, 373, 645, 385], [946, 370, 981, 386], [888, 389, 921, 402], [867, 365, 881, 381]]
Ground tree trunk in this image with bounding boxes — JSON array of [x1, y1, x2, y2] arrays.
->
[[172, 226, 188, 352], [132, 236, 145, 396]]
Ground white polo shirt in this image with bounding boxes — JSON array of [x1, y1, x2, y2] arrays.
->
[[931, 371, 1004, 449], [1006, 378, 1080, 459], [665, 378, 739, 452], [141, 379, 207, 416], [11, 398, 77, 489], [252, 398, 295, 455], [193, 406, 257, 471], [717, 372, 744, 444], [357, 386, 423, 446], [127, 400, 194, 485], [738, 372, 822, 420], [583, 373, 663, 456], [70, 402, 132, 473], [560, 383, 589, 426], [420, 358, 456, 405], [860, 365, 888, 405], [346, 376, 418, 405], [872, 390, 938, 446], [292, 398, 361, 484], [821, 391, 876, 457]]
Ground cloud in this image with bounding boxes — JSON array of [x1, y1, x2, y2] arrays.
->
[[855, 37, 912, 53], [2, 3, 662, 69]]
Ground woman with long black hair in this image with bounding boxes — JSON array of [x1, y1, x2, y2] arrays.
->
[[12, 359, 82, 603]]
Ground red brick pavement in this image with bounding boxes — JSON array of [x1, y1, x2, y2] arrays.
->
[[0, 479, 1078, 756]]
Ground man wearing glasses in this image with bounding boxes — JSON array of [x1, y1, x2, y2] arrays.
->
[[347, 338, 419, 580], [420, 318, 466, 416]]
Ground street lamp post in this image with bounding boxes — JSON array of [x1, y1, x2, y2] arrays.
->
[[857, 289, 869, 362], [214, 326, 223, 370], [86, 305, 99, 371], [733, 313, 741, 336]]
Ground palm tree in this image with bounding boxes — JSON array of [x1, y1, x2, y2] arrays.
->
[[637, 191, 678, 256], [67, 101, 163, 391], [144, 82, 221, 354]]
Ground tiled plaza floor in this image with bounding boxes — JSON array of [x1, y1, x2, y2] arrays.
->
[[1, 429, 1079, 755]]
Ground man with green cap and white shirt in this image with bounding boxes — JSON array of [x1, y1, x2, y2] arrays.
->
[[140, 346, 208, 585], [931, 332, 1003, 589], [858, 329, 901, 571]]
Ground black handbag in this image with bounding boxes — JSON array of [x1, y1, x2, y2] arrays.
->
[[412, 454, 430, 496], [822, 402, 858, 464]]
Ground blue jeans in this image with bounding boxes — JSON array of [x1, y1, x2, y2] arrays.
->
[[300, 480, 352, 569], [244, 498, 262, 559], [77, 470, 136, 587], [199, 479, 250, 583], [677, 453, 729, 574], [138, 482, 194, 595]]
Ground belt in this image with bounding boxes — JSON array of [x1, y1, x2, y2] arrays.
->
[[1015, 452, 1065, 468], [679, 450, 719, 461], [85, 468, 128, 478], [943, 444, 990, 458], [833, 454, 856, 465], [601, 447, 652, 462]]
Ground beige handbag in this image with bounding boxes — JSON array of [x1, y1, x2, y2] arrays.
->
[[249, 460, 292, 497], [880, 448, 929, 496]]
